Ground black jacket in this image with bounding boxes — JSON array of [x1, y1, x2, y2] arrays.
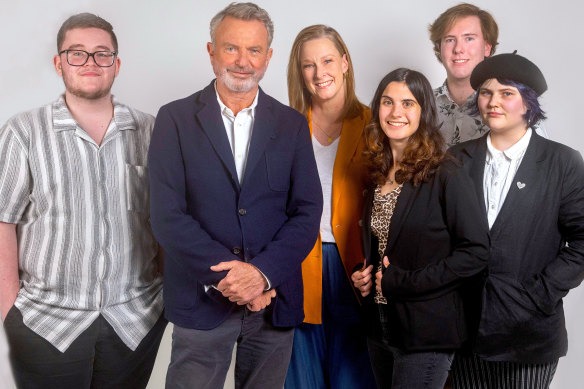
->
[[361, 159, 489, 351], [450, 132, 584, 363]]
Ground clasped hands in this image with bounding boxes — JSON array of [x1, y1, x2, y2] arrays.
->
[[210, 260, 275, 312], [351, 256, 390, 297]]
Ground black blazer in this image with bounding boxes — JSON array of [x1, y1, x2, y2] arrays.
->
[[361, 159, 489, 351], [450, 132, 584, 363]]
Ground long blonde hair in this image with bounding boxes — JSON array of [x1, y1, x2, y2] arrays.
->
[[287, 25, 363, 119]]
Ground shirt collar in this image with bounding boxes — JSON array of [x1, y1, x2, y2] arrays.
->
[[486, 128, 532, 162], [214, 81, 259, 119], [52, 95, 135, 132], [434, 79, 477, 108]]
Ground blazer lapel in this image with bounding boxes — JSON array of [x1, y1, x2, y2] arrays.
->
[[331, 114, 365, 215], [489, 133, 546, 235], [384, 181, 418, 257], [242, 88, 275, 186], [465, 136, 489, 225], [362, 186, 375, 265], [196, 82, 240, 190]]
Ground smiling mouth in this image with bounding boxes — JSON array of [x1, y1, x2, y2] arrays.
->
[[386, 121, 407, 127], [453, 59, 469, 64], [316, 80, 332, 88], [227, 68, 254, 77]]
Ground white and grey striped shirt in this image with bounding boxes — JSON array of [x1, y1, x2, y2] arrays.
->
[[0, 96, 163, 352]]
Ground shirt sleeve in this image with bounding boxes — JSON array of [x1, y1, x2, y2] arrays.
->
[[0, 124, 30, 224]]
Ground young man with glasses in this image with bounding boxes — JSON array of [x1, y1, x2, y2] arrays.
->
[[0, 13, 165, 388]]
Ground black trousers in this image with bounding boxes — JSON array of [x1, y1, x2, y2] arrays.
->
[[4, 306, 167, 389]]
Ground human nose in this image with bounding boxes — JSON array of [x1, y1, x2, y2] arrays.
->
[[454, 39, 464, 54], [234, 51, 249, 68], [389, 104, 403, 118], [315, 64, 327, 79], [487, 94, 499, 108], [83, 53, 99, 66]]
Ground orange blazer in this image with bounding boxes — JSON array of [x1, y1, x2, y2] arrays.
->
[[302, 106, 371, 324]]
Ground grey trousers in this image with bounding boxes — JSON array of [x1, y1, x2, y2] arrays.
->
[[451, 353, 558, 389], [166, 306, 294, 389]]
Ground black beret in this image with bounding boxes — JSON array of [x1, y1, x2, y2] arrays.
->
[[470, 51, 547, 96]]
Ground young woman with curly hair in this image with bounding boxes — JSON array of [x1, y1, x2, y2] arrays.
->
[[351, 68, 489, 388]]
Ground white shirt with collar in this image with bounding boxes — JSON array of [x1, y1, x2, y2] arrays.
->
[[215, 83, 258, 185], [212, 84, 271, 290], [483, 129, 532, 229]]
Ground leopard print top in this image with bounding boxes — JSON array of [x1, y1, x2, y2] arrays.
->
[[370, 183, 402, 304], [371, 184, 403, 257]]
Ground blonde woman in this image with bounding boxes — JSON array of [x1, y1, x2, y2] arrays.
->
[[284, 25, 376, 389]]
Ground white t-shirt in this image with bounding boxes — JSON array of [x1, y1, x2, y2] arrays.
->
[[312, 136, 340, 243]]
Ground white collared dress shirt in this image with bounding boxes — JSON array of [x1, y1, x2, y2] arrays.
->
[[214, 85, 271, 289], [215, 84, 258, 185], [483, 129, 532, 228]]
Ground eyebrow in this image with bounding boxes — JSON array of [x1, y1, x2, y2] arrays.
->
[[66, 44, 113, 51], [301, 53, 335, 62], [381, 96, 417, 103], [443, 33, 478, 39], [481, 87, 515, 92]]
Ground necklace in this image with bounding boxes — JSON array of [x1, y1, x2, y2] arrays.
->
[[312, 120, 341, 144]]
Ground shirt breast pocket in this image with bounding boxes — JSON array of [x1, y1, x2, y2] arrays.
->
[[125, 164, 149, 213]]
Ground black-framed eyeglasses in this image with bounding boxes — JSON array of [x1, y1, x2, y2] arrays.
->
[[59, 49, 117, 67]]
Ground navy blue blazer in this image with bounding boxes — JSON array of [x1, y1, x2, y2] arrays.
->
[[148, 81, 323, 329], [450, 132, 584, 363]]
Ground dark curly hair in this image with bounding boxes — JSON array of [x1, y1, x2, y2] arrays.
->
[[364, 68, 446, 186]]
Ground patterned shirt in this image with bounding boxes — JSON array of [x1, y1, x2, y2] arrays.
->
[[371, 184, 402, 304], [371, 184, 403, 257], [435, 80, 548, 147], [0, 96, 163, 352], [434, 81, 490, 147]]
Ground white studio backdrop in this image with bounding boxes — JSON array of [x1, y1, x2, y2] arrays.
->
[[1, 1, 583, 388]]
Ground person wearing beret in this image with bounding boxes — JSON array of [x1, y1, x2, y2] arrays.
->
[[428, 3, 548, 148], [449, 52, 584, 388]]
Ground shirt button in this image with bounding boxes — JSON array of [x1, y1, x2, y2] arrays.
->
[[491, 205, 495, 209], [239, 208, 247, 216], [232, 247, 241, 255]]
